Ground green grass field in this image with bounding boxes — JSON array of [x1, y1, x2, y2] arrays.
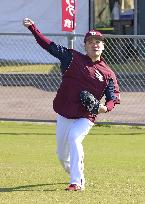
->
[[0, 60, 145, 74], [0, 122, 145, 204], [0, 64, 59, 74]]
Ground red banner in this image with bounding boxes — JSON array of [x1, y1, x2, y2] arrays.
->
[[62, 0, 76, 32]]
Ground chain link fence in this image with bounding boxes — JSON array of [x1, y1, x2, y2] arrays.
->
[[0, 33, 145, 125]]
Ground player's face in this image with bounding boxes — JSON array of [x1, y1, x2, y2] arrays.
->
[[85, 38, 104, 59]]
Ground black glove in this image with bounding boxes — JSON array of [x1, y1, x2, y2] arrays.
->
[[80, 90, 100, 116]]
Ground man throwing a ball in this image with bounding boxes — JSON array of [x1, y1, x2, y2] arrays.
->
[[23, 18, 120, 191]]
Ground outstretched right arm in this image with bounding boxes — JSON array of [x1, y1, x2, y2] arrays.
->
[[23, 18, 72, 73], [23, 18, 52, 50]]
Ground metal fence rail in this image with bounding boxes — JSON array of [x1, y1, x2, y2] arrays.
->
[[0, 33, 145, 125]]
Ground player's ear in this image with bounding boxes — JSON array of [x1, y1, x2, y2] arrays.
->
[[101, 42, 105, 50], [84, 43, 87, 51]]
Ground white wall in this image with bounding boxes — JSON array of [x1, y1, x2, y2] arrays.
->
[[0, 0, 89, 34], [0, 0, 89, 63]]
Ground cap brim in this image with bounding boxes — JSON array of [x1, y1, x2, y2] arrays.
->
[[84, 36, 104, 43]]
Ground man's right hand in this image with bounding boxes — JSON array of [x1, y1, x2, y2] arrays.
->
[[23, 18, 34, 28]]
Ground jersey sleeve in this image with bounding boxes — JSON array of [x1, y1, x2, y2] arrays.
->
[[28, 24, 73, 73], [104, 77, 120, 112]]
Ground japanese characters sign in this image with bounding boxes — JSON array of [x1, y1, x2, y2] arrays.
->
[[62, 0, 76, 32]]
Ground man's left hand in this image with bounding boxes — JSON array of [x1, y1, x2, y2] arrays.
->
[[98, 104, 107, 114]]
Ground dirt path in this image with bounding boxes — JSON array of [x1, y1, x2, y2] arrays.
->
[[0, 86, 145, 124]]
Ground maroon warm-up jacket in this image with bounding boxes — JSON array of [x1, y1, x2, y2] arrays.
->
[[29, 24, 120, 122]]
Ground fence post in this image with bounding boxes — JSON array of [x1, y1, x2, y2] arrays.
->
[[67, 34, 75, 49]]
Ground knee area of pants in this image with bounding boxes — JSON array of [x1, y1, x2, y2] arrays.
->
[[68, 131, 81, 143], [59, 160, 70, 173]]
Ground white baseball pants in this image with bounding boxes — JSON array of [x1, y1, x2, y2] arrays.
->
[[56, 114, 94, 188]]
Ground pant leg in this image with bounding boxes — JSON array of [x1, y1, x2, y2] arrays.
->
[[56, 114, 75, 173], [68, 118, 94, 188]]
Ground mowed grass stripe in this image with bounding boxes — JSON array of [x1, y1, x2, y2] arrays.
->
[[0, 122, 145, 204]]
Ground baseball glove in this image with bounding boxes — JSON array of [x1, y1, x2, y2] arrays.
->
[[80, 90, 100, 116]]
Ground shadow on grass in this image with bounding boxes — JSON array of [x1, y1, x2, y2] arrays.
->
[[0, 133, 55, 136], [0, 182, 68, 192], [89, 132, 145, 136], [1, 132, 145, 136]]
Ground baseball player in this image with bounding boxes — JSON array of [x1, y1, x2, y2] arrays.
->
[[23, 18, 120, 191]]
